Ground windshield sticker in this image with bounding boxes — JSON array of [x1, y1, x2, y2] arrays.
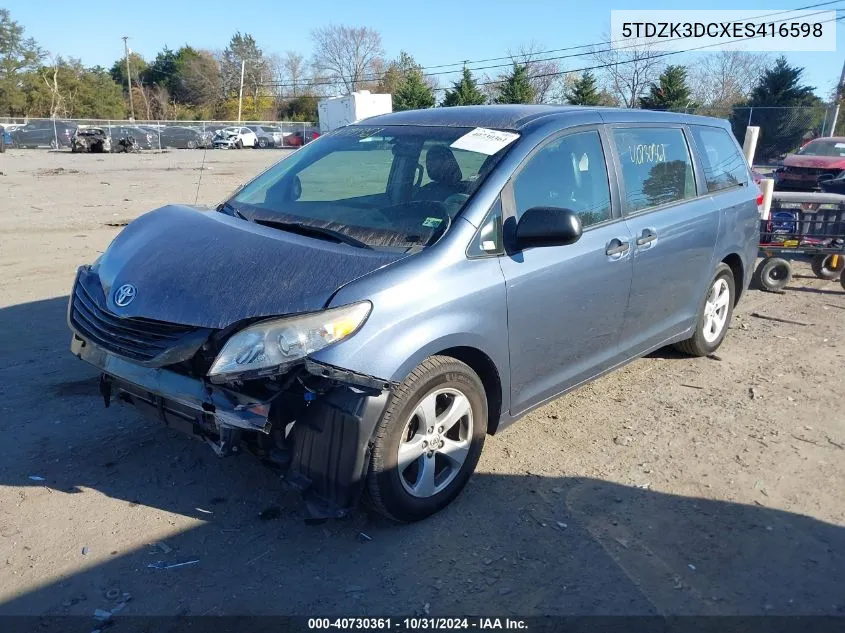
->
[[450, 128, 519, 155], [422, 217, 443, 228]]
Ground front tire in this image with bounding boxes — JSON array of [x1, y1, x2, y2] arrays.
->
[[674, 263, 736, 357], [365, 356, 487, 522]]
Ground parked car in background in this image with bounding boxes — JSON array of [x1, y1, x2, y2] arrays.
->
[[818, 171, 845, 195], [0, 125, 12, 152], [157, 126, 205, 149], [107, 126, 156, 150], [13, 119, 77, 148], [774, 137, 845, 191], [68, 106, 759, 522], [283, 129, 320, 147], [212, 126, 258, 149], [249, 125, 282, 148], [71, 127, 111, 153]]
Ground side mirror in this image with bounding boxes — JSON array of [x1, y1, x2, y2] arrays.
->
[[515, 207, 582, 250]]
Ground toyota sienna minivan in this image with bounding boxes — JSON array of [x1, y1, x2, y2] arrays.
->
[[68, 105, 760, 522]]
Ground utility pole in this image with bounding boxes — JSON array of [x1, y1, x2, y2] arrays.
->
[[122, 36, 135, 121], [237, 59, 246, 123], [828, 56, 845, 136]]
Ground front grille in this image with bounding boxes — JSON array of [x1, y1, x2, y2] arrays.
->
[[70, 274, 199, 363]]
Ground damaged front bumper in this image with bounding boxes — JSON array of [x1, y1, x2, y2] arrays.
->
[[70, 334, 392, 519]]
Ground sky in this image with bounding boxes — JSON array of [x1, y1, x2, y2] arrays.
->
[[5, 0, 845, 98]]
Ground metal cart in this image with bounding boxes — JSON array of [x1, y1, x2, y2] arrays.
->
[[755, 191, 845, 293]]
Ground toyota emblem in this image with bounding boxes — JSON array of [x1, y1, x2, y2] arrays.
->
[[114, 283, 137, 307]]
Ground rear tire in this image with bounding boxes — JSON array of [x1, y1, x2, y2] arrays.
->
[[810, 253, 844, 280], [754, 257, 792, 292], [186, 139, 197, 149], [674, 263, 735, 357], [365, 356, 487, 522], [258, 138, 268, 148]]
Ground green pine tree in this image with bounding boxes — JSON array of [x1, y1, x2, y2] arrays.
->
[[639, 65, 695, 111], [495, 63, 535, 105], [393, 69, 436, 111], [565, 70, 601, 106], [730, 56, 823, 160], [442, 66, 486, 106]]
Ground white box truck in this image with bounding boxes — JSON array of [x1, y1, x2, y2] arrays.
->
[[318, 91, 393, 134]]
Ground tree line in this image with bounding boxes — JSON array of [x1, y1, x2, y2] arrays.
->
[[0, 6, 835, 154]]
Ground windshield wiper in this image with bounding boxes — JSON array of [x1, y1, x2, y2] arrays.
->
[[218, 201, 247, 220], [254, 219, 373, 250]]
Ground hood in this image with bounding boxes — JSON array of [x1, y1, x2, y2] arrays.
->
[[784, 154, 845, 169], [95, 205, 404, 329]]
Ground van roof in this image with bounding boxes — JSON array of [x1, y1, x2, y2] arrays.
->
[[360, 105, 730, 132]]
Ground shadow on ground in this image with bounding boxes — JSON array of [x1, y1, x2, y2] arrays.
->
[[0, 297, 843, 618]]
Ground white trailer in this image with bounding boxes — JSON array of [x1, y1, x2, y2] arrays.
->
[[317, 91, 393, 134]]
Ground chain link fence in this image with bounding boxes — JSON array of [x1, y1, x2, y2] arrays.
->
[[1, 107, 839, 164], [0, 118, 317, 150]]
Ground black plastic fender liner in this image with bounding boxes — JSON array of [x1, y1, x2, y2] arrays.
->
[[288, 385, 390, 519]]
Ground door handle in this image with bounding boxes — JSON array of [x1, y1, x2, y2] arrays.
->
[[636, 229, 658, 246], [605, 239, 630, 257]]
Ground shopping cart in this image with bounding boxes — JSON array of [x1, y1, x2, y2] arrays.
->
[[755, 191, 845, 293]]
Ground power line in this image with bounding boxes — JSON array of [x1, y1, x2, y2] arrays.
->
[[414, 0, 844, 71], [258, 1, 844, 90], [473, 13, 845, 88]]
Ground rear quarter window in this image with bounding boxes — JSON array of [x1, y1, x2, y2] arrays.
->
[[690, 125, 749, 192]]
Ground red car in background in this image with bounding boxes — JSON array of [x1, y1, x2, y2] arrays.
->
[[774, 137, 845, 191], [283, 130, 320, 147]]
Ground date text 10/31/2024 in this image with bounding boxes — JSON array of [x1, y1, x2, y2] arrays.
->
[[307, 617, 529, 630]]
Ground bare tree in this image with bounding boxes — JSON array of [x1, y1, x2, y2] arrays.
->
[[509, 42, 565, 104], [689, 51, 770, 111], [310, 25, 384, 94], [282, 51, 306, 96], [40, 58, 62, 118], [590, 35, 663, 108]]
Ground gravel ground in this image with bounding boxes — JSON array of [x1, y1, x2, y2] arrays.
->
[[0, 148, 843, 618]]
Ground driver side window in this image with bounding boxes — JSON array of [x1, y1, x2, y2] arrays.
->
[[512, 130, 612, 229]]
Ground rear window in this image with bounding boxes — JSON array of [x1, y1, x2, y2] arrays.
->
[[690, 125, 748, 192], [611, 127, 696, 213]]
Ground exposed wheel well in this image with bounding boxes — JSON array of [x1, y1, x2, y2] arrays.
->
[[438, 346, 502, 435], [722, 253, 744, 304]]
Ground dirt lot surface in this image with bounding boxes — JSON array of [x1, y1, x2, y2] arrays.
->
[[0, 149, 843, 619]]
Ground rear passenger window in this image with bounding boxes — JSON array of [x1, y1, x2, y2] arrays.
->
[[512, 130, 612, 229], [690, 125, 748, 192], [612, 127, 696, 213]]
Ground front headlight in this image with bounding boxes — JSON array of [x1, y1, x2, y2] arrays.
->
[[208, 301, 372, 380]]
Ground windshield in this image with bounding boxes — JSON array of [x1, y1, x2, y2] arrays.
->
[[797, 139, 845, 157], [228, 124, 517, 250]]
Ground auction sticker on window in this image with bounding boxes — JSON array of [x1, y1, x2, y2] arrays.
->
[[451, 128, 519, 155]]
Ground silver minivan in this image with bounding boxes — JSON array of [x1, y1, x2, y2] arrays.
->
[[68, 105, 760, 522]]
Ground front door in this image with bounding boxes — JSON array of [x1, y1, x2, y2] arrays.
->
[[499, 128, 634, 415]]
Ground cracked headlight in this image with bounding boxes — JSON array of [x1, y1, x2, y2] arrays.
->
[[208, 301, 371, 380]]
